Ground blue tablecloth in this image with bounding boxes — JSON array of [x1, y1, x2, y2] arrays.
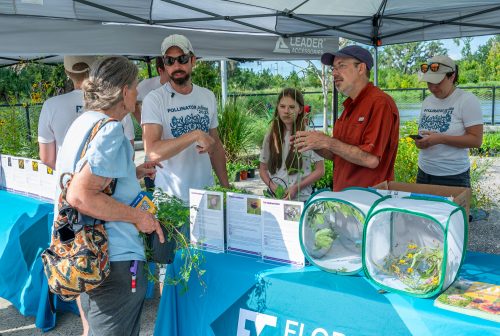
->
[[0, 190, 157, 332], [0, 190, 79, 332], [155, 250, 500, 336], [0, 190, 53, 316]]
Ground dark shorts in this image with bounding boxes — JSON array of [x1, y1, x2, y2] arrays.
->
[[80, 260, 147, 336], [417, 168, 471, 188]]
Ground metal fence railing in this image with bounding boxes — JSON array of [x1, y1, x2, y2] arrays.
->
[[0, 103, 43, 142], [0, 86, 498, 143], [229, 86, 499, 129]]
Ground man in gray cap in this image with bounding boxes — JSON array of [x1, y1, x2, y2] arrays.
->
[[142, 34, 229, 203], [414, 55, 483, 188], [38, 56, 135, 169], [292, 45, 399, 191]]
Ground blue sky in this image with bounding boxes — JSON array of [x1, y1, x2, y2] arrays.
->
[[239, 35, 495, 77]]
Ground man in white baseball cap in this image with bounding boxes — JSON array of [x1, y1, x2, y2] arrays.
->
[[142, 34, 229, 202], [414, 55, 483, 188], [141, 34, 229, 295], [38, 56, 136, 169], [38, 56, 97, 169]]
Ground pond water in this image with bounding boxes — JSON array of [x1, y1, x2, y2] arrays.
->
[[311, 100, 499, 128]]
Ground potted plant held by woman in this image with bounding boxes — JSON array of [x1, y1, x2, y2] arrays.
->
[[146, 189, 206, 292]]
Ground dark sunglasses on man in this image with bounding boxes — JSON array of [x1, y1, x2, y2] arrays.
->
[[163, 54, 191, 66], [420, 62, 454, 73]]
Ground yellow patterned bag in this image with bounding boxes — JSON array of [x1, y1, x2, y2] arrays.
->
[[41, 118, 117, 301]]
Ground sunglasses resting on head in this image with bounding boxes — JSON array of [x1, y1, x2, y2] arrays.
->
[[420, 62, 454, 73], [163, 54, 190, 66]]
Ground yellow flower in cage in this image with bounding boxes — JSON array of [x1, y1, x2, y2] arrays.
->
[[32, 83, 38, 89], [432, 277, 439, 286], [407, 267, 414, 274], [391, 265, 401, 274], [22, 102, 28, 108], [406, 253, 414, 259], [472, 161, 478, 170], [399, 259, 406, 264], [408, 243, 417, 249]]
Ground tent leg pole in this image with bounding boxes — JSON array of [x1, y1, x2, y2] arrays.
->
[[374, 46, 378, 87], [220, 60, 228, 106], [146, 57, 152, 78], [333, 86, 338, 127]]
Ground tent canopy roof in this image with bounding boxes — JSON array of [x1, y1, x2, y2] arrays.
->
[[1, 0, 499, 64]]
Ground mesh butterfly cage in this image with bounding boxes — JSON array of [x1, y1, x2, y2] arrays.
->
[[362, 196, 467, 297], [299, 188, 382, 274]]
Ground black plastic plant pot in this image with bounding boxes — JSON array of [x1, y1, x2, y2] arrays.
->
[[148, 224, 176, 264], [247, 168, 256, 178]]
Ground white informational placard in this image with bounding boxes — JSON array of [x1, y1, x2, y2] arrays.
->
[[25, 159, 42, 198], [2, 155, 15, 191], [0, 154, 4, 189], [261, 199, 305, 266], [189, 188, 225, 253], [11, 156, 29, 195], [39, 163, 57, 201], [226, 192, 263, 256], [0, 154, 56, 200]]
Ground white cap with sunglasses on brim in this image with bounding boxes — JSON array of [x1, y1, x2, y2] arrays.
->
[[161, 34, 195, 55], [63, 55, 97, 73], [418, 55, 456, 84]]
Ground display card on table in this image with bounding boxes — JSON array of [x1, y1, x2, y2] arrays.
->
[[0, 154, 3, 189], [226, 192, 263, 256], [24, 159, 42, 198], [261, 198, 305, 266], [10, 156, 29, 194], [38, 163, 56, 201], [1, 155, 15, 191], [189, 188, 225, 253]]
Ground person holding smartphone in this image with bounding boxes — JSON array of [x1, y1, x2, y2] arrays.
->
[[415, 55, 483, 187]]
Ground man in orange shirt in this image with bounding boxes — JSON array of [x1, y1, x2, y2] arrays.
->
[[292, 45, 399, 191]]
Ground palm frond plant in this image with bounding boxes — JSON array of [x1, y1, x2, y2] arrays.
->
[[217, 99, 254, 163]]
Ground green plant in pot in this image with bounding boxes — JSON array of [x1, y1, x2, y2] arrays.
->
[[147, 188, 206, 293]]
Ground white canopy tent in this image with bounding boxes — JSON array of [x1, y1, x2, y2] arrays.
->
[[1, 0, 499, 64], [1, 1, 498, 113]]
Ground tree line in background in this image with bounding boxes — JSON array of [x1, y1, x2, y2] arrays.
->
[[0, 35, 498, 104]]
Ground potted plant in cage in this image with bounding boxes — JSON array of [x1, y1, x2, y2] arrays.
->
[[381, 242, 443, 294], [145, 188, 206, 293]]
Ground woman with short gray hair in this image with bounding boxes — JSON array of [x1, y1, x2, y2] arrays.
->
[[55, 56, 164, 336]]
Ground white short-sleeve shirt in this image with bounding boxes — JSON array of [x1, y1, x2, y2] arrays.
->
[[137, 76, 162, 102], [260, 130, 323, 201], [141, 83, 218, 202], [418, 88, 483, 176], [38, 90, 135, 155]]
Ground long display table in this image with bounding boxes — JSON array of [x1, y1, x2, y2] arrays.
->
[[155, 250, 499, 335]]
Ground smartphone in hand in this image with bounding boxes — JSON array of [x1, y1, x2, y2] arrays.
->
[[409, 134, 423, 140]]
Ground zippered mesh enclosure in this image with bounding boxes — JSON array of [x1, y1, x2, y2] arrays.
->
[[299, 188, 382, 274], [363, 196, 467, 298]]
